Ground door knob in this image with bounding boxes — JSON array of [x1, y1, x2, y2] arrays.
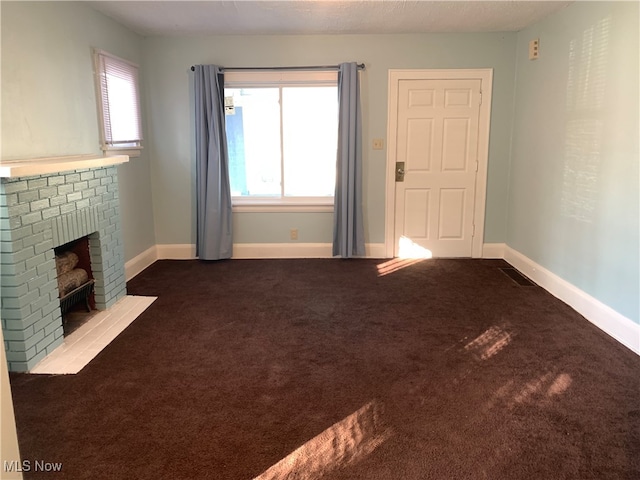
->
[[395, 162, 405, 182]]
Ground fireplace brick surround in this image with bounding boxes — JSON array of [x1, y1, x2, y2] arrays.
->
[[1, 165, 126, 371]]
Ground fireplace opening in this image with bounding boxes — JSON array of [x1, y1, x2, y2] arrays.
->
[[54, 236, 96, 336]]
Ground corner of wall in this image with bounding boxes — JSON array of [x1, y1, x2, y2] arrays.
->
[[125, 245, 159, 281], [504, 29, 524, 247]]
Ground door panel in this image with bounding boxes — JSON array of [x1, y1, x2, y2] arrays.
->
[[404, 189, 431, 239], [444, 88, 473, 107], [394, 78, 481, 257], [406, 119, 433, 170], [442, 118, 470, 171], [438, 188, 466, 239], [409, 89, 435, 107]]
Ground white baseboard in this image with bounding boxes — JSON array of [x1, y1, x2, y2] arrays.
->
[[233, 243, 331, 259], [482, 243, 506, 258], [125, 245, 158, 281], [504, 246, 640, 356], [156, 243, 197, 260], [150, 242, 386, 260], [233, 242, 386, 259]]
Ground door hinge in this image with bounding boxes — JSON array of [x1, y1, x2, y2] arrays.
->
[[479, 91, 482, 106], [472, 224, 476, 236]]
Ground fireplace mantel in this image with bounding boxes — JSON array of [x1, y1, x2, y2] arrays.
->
[[0, 154, 128, 178]]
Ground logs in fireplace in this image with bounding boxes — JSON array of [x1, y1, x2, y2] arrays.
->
[[55, 246, 94, 316]]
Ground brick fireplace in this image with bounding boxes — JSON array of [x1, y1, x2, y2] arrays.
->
[[1, 156, 128, 371]]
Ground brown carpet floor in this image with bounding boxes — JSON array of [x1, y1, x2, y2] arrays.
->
[[8, 258, 640, 479]]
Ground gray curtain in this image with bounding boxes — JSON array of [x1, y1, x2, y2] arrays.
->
[[333, 62, 365, 257], [193, 65, 233, 260]]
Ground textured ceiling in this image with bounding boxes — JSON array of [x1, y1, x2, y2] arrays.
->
[[87, 1, 573, 37]]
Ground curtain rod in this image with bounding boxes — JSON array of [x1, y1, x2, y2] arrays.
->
[[190, 63, 365, 72]]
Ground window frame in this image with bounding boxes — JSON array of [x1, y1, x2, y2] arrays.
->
[[224, 70, 338, 212], [93, 49, 143, 158]]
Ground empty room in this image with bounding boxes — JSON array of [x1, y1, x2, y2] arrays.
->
[[1, 1, 638, 479]]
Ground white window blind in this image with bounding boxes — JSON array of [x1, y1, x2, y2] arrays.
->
[[94, 50, 142, 151]]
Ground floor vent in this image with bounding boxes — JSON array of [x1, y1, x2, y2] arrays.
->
[[500, 267, 537, 287]]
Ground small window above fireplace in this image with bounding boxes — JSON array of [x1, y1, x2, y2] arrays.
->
[[93, 48, 143, 158]]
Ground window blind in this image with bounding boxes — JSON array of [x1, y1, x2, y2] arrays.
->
[[96, 51, 142, 148]]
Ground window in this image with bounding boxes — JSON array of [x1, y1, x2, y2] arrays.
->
[[93, 49, 143, 156], [224, 70, 338, 210]]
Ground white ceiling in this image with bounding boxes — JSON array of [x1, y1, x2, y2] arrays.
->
[[87, 1, 573, 37]]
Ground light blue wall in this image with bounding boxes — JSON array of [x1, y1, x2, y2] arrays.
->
[[0, 1, 156, 262], [508, 1, 639, 323], [1, 2, 636, 324], [143, 33, 517, 246]]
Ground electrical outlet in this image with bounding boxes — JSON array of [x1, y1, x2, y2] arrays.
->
[[372, 138, 384, 150], [290, 228, 298, 240]]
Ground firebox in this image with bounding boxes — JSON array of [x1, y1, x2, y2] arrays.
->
[[54, 236, 96, 326]]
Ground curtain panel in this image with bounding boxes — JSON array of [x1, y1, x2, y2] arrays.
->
[[193, 65, 233, 260], [333, 62, 366, 258]]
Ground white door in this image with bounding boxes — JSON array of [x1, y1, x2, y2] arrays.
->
[[386, 71, 491, 258]]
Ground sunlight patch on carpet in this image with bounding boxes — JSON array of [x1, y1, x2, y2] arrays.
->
[[513, 372, 574, 406], [377, 236, 431, 276], [547, 373, 572, 397], [486, 371, 574, 411], [377, 257, 426, 276], [464, 326, 512, 360], [253, 400, 392, 480]]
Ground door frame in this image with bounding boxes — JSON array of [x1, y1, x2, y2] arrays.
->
[[384, 69, 493, 258]]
